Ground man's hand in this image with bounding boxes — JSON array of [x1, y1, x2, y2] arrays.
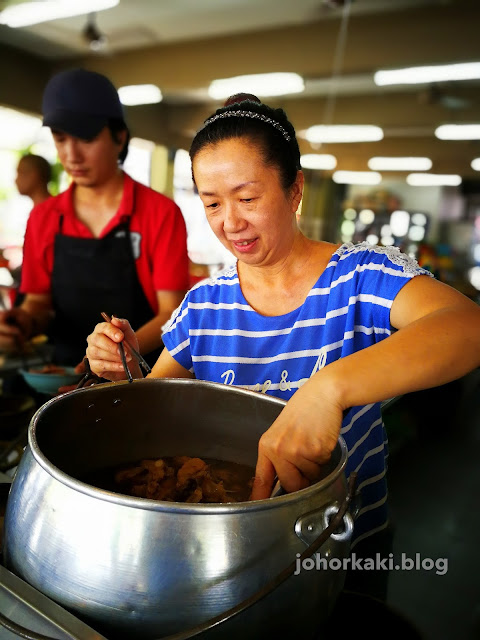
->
[[0, 308, 34, 353]]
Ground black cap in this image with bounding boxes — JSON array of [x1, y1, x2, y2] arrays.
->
[[42, 68, 126, 139]]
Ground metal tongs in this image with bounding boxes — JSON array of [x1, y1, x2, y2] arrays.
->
[[75, 356, 104, 389], [75, 313, 151, 389], [100, 312, 152, 381]]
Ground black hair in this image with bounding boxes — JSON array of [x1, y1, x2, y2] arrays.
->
[[20, 153, 52, 185], [189, 96, 301, 191], [108, 118, 130, 164]]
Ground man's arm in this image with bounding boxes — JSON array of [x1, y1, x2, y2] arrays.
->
[[134, 290, 186, 356], [0, 293, 53, 352]]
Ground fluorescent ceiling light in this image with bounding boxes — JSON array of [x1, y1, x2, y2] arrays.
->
[[435, 124, 480, 140], [333, 171, 382, 185], [406, 173, 462, 187], [0, 0, 119, 28], [208, 73, 304, 99], [471, 158, 480, 171], [374, 62, 480, 86], [300, 154, 337, 170], [304, 125, 383, 144], [368, 157, 432, 171], [118, 85, 162, 106]]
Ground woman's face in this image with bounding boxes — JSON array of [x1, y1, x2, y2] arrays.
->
[[193, 138, 303, 267]]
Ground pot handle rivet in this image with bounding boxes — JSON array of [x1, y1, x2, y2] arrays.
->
[[295, 504, 354, 546]]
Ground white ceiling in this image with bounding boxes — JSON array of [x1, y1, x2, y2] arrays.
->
[[1, 0, 480, 178], [0, 0, 443, 59]]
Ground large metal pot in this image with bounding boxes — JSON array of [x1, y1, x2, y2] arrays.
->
[[3, 379, 353, 639]]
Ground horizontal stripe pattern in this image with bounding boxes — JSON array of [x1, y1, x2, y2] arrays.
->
[[163, 242, 432, 542]]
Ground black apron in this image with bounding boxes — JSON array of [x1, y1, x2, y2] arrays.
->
[[51, 214, 160, 367]]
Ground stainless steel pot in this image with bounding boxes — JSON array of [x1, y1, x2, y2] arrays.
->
[[3, 379, 353, 639]]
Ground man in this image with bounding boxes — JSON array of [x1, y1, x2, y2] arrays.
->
[[0, 68, 189, 367], [11, 154, 52, 306], [15, 154, 52, 207]]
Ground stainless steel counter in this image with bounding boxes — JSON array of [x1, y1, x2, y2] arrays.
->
[[0, 565, 107, 640]]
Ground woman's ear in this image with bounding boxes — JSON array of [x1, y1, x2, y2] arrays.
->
[[290, 170, 304, 212]]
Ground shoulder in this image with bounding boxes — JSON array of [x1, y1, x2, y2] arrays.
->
[[332, 242, 434, 278], [27, 190, 68, 228], [187, 264, 240, 300]]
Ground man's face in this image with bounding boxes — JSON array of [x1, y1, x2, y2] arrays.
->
[[51, 126, 125, 187], [15, 158, 39, 197]]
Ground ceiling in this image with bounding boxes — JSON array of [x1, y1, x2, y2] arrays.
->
[[1, 0, 480, 180]]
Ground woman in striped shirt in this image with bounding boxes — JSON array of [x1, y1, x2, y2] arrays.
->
[[86, 94, 480, 596]]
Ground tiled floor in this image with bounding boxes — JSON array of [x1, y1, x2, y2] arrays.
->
[[383, 368, 480, 640]]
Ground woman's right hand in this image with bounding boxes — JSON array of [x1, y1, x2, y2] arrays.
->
[[86, 316, 139, 381]]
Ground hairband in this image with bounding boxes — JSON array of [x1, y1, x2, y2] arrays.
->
[[202, 110, 292, 142]]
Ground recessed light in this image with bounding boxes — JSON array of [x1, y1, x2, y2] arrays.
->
[[208, 73, 304, 99]]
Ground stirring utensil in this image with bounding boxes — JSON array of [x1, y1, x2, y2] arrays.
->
[[100, 312, 151, 376], [270, 475, 286, 498]]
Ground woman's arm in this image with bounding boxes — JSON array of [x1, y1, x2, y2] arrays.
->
[[251, 276, 480, 499]]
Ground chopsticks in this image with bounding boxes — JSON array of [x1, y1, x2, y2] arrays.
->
[[100, 312, 152, 378]]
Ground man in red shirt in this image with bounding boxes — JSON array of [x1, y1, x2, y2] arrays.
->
[[0, 68, 189, 367], [15, 153, 52, 207]]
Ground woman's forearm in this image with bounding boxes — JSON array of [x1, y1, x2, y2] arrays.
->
[[316, 304, 480, 411]]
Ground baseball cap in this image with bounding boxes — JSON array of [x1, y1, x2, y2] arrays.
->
[[42, 68, 126, 139]]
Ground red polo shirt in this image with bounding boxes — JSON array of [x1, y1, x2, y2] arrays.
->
[[20, 172, 189, 314]]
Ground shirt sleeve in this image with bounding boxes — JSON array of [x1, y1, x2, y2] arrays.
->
[[161, 293, 193, 371], [19, 206, 54, 294], [354, 244, 434, 333], [149, 199, 190, 292]]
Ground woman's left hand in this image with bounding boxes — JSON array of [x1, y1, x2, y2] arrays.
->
[[250, 377, 344, 500]]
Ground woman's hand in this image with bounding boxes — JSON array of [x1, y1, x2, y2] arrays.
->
[[250, 375, 344, 500], [86, 316, 139, 381]]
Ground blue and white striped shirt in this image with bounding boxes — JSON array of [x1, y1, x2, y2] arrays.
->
[[163, 242, 433, 543]]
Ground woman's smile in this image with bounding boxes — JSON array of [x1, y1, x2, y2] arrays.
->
[[231, 237, 258, 252]]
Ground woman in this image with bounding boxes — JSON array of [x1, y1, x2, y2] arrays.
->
[[86, 95, 480, 595]]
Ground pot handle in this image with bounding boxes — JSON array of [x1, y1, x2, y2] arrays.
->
[[158, 471, 357, 640]]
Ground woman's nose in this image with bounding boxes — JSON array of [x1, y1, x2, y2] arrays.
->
[[223, 203, 245, 233]]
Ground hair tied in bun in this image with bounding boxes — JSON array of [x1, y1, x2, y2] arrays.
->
[[223, 93, 262, 107]]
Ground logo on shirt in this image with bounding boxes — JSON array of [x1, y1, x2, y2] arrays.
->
[[220, 348, 327, 394], [114, 230, 142, 259]]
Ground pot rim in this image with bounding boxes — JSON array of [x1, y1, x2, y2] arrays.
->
[[27, 378, 348, 514]]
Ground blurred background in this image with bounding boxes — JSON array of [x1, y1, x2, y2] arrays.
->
[[1, 0, 480, 299]]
